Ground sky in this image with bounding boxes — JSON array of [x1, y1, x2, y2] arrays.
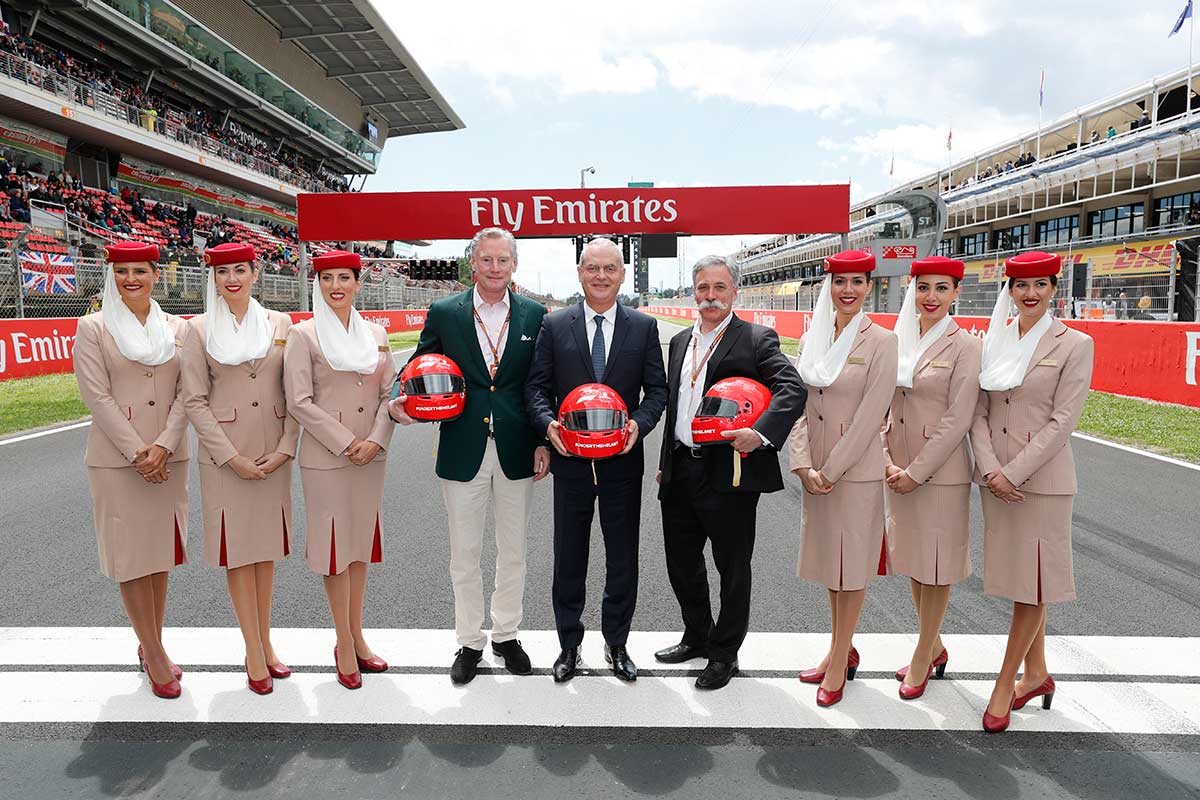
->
[[363, 0, 1195, 298]]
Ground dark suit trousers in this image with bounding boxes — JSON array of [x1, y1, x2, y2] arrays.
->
[[660, 449, 760, 662], [552, 471, 642, 649]]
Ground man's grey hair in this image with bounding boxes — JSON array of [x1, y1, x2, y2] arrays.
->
[[579, 236, 623, 266], [467, 227, 518, 263], [692, 254, 740, 283]]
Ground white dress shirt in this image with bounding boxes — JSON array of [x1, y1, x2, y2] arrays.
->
[[674, 312, 734, 447], [473, 286, 510, 373], [584, 301, 617, 364]]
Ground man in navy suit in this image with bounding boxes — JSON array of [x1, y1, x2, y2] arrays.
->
[[526, 238, 668, 683]]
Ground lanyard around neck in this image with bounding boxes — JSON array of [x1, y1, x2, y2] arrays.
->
[[473, 304, 510, 376], [690, 325, 728, 388]]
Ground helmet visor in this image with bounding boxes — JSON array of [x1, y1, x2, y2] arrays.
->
[[562, 408, 627, 431], [696, 396, 741, 418], [403, 374, 465, 395]]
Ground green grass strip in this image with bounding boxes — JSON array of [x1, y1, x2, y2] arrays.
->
[[0, 372, 89, 436]]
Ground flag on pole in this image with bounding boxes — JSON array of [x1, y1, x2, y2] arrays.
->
[[1170, 0, 1192, 37], [946, 129, 952, 151], [1039, 68, 1045, 109], [889, 150, 895, 177]]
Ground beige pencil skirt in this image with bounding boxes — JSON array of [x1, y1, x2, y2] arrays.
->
[[797, 479, 886, 591], [88, 464, 189, 582], [300, 460, 386, 576], [885, 482, 972, 585], [199, 462, 294, 569], [980, 488, 1076, 605]]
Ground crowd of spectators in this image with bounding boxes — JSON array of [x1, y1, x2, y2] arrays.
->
[[0, 26, 352, 193], [953, 151, 1040, 189]]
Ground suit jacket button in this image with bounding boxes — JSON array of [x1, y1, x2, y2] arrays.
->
[[899, 418, 904, 424], [145, 371, 153, 378], [358, 406, 365, 412], [818, 389, 823, 395], [1002, 427, 1007, 433], [148, 400, 155, 406], [490, 386, 495, 392], [252, 401, 259, 407], [357, 380, 363, 386], [483, 416, 490, 424], [250, 372, 257, 379], [817, 415, 823, 421]]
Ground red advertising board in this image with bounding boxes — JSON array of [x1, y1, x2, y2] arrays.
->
[[297, 185, 851, 241], [0, 310, 427, 382], [645, 306, 1200, 408]]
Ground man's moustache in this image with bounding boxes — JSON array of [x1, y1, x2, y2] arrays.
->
[[698, 299, 729, 310]]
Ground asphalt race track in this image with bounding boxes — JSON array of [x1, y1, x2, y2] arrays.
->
[[1, 324, 1199, 798]]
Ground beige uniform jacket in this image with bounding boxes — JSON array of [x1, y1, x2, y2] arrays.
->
[[282, 319, 396, 469], [969, 318, 1095, 495], [73, 311, 191, 467], [788, 316, 898, 483], [181, 309, 299, 467], [883, 321, 982, 485]]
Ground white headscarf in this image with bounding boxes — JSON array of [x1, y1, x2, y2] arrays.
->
[[978, 288, 1053, 391], [101, 263, 176, 366], [311, 275, 379, 374], [204, 267, 272, 365], [895, 277, 953, 388], [797, 274, 864, 388]]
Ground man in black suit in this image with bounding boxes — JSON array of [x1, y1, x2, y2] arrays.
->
[[655, 255, 806, 690], [526, 237, 668, 683]]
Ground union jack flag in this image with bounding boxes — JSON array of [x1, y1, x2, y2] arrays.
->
[[21, 251, 77, 294]]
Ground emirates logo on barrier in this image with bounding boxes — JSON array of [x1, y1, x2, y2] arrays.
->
[[882, 245, 917, 258]]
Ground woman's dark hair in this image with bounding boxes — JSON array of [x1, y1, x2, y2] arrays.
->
[[1007, 275, 1058, 288]]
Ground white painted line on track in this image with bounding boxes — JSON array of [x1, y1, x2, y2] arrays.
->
[[1071, 431, 1200, 472], [4, 629, 1200, 678], [0, 419, 91, 446], [1, 671, 1197, 734]]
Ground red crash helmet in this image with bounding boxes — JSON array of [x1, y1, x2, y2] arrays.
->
[[691, 377, 772, 446], [558, 383, 629, 459], [399, 354, 466, 422]]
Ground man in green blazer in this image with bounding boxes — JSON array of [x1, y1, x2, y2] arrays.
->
[[389, 227, 548, 685]]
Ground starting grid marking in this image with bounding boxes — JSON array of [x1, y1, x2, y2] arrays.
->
[[1, 628, 1199, 734]]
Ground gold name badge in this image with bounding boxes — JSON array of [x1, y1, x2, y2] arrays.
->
[[274, 338, 287, 346], [378, 345, 390, 353], [847, 356, 866, 364], [174, 339, 183, 347], [1037, 358, 1058, 367], [930, 360, 952, 368]]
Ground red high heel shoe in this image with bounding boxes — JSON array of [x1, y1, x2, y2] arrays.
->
[[1012, 676, 1055, 710], [138, 645, 183, 680], [356, 653, 388, 673], [895, 647, 948, 681], [267, 662, 292, 679], [899, 665, 932, 700], [816, 678, 846, 707], [246, 659, 274, 695], [334, 646, 362, 690], [982, 691, 1015, 732], [799, 647, 859, 684], [148, 675, 182, 699]]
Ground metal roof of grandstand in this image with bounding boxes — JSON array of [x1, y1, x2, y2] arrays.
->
[[242, 0, 464, 137]]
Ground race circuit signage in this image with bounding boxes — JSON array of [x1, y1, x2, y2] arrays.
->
[[297, 185, 851, 241]]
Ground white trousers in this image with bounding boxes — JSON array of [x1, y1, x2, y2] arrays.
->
[[441, 439, 533, 650]]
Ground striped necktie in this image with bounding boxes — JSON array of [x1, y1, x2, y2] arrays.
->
[[591, 314, 606, 383]]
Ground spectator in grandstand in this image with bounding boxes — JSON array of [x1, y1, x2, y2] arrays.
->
[[0, 197, 10, 222], [1106, 125, 1117, 139], [1089, 130, 1100, 145], [1133, 295, 1155, 320], [8, 188, 29, 222], [1004, 160, 1014, 173], [1116, 291, 1130, 319]]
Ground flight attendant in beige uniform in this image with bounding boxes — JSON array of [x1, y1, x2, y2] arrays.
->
[[284, 249, 396, 690], [971, 251, 1094, 732], [73, 241, 190, 699], [882, 255, 981, 700], [788, 249, 897, 708], [182, 242, 298, 696]]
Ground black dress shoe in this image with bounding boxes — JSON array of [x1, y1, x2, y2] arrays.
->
[[491, 639, 532, 675], [695, 659, 739, 690], [654, 641, 708, 664], [552, 648, 579, 683], [450, 646, 483, 685], [605, 644, 637, 682]]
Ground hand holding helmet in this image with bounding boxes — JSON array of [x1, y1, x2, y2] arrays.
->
[[395, 354, 466, 423]]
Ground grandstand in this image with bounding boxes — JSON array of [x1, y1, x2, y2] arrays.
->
[[733, 62, 1200, 323], [0, 0, 465, 317]]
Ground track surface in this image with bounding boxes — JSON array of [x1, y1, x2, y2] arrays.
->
[[2, 324, 1198, 798]]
